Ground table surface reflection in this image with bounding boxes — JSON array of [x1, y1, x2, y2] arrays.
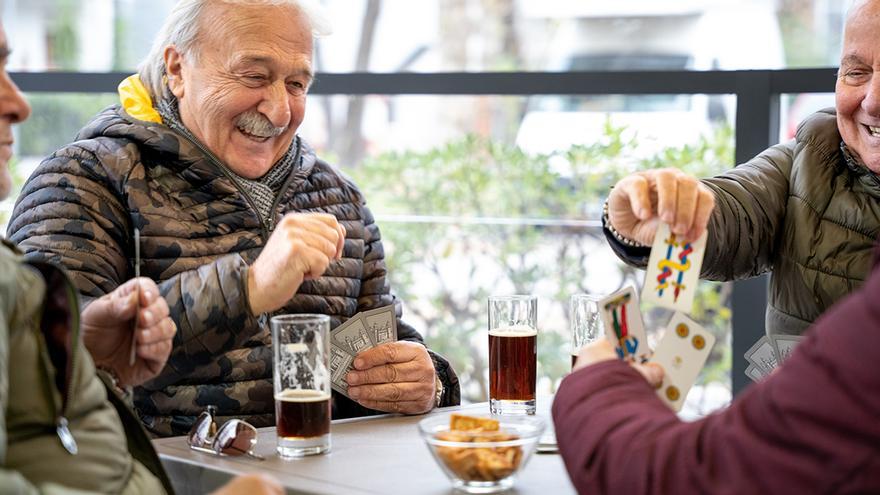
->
[[153, 398, 575, 495]]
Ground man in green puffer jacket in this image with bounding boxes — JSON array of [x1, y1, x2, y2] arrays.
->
[[0, 19, 290, 494], [7, 0, 460, 438], [604, 0, 880, 337]]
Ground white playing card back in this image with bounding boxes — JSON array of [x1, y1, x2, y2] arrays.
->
[[744, 336, 777, 375], [649, 312, 715, 411], [769, 334, 804, 364], [642, 223, 707, 314], [598, 286, 651, 363]]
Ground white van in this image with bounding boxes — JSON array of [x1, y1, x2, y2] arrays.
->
[[516, 0, 785, 157]]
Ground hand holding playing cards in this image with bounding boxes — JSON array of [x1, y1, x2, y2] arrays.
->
[[573, 339, 664, 388], [608, 168, 715, 245], [345, 341, 437, 414], [248, 213, 346, 315], [82, 278, 176, 387]]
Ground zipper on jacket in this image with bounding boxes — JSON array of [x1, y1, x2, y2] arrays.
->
[[266, 137, 302, 231], [165, 123, 299, 240], [56, 275, 81, 455], [31, 263, 82, 455]]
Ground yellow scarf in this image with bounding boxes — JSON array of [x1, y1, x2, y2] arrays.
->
[[117, 74, 162, 124]]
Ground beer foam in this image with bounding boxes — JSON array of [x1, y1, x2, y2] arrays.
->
[[488, 325, 537, 337], [285, 343, 309, 354], [275, 389, 332, 402]]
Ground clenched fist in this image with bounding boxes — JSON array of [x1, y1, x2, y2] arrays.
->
[[608, 168, 715, 246], [248, 212, 346, 315]]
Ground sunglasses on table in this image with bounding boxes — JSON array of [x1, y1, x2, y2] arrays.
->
[[187, 406, 265, 460]]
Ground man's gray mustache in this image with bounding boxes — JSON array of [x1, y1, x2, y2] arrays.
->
[[234, 110, 288, 138]]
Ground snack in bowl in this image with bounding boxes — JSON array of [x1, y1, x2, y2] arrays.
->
[[419, 412, 545, 493], [434, 415, 523, 483]]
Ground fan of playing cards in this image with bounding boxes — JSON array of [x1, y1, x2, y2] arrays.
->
[[743, 334, 804, 382], [598, 223, 716, 411], [328, 306, 398, 399]]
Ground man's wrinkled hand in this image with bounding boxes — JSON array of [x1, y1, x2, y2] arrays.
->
[[573, 339, 664, 388], [81, 277, 176, 387], [248, 212, 345, 315], [346, 341, 437, 414], [608, 168, 715, 246]]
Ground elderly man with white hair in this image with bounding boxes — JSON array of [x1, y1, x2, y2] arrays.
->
[[8, 0, 459, 437]]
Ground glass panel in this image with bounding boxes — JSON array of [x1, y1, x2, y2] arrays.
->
[[4, 90, 736, 415], [305, 94, 736, 413], [779, 92, 836, 142], [5, 0, 852, 73], [1, 92, 117, 229]]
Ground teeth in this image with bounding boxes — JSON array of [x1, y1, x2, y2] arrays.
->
[[870, 125, 880, 135], [238, 128, 270, 141]]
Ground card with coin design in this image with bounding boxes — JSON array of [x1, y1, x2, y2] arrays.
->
[[648, 312, 716, 412]]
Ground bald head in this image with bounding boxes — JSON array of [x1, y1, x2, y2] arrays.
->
[[836, 0, 880, 174]]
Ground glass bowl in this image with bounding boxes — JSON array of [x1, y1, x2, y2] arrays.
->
[[418, 413, 546, 494]]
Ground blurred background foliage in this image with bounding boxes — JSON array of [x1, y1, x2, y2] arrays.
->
[[349, 120, 734, 402]]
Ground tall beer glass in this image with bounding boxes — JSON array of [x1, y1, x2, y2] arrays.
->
[[570, 294, 602, 369], [272, 314, 331, 457], [488, 295, 537, 415]]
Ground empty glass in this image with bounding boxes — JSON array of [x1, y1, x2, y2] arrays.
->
[[570, 294, 603, 369]]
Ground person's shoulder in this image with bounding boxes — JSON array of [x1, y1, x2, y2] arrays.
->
[[302, 140, 366, 200], [0, 238, 21, 274], [794, 108, 840, 149], [37, 105, 167, 179], [0, 239, 37, 317]]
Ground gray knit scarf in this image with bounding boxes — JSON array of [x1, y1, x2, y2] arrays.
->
[[155, 97, 296, 226]]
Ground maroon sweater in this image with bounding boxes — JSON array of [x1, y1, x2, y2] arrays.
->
[[553, 269, 880, 494]]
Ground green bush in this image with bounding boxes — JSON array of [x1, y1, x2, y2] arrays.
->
[[349, 121, 735, 402]]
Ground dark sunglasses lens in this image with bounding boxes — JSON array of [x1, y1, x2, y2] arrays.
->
[[214, 420, 257, 456], [187, 411, 213, 447]]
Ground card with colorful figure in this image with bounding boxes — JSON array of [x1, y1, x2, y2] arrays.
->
[[598, 286, 651, 363], [642, 222, 708, 314]]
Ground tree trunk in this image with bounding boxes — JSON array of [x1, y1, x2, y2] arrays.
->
[[336, 0, 382, 168]]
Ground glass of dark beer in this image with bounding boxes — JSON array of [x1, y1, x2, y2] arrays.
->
[[271, 314, 331, 458], [488, 295, 537, 415], [570, 294, 603, 369]]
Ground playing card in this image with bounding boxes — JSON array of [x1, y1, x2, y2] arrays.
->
[[598, 286, 651, 363], [129, 228, 140, 366], [329, 345, 356, 398], [332, 317, 374, 353], [745, 364, 768, 382], [641, 223, 708, 314], [770, 334, 804, 364], [744, 336, 778, 375], [648, 312, 715, 411], [360, 306, 398, 345]]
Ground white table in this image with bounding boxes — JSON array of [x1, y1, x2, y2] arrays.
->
[[153, 400, 575, 495]]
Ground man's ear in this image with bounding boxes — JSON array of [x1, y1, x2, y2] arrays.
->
[[164, 45, 185, 99]]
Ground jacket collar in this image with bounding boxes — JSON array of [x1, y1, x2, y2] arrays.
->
[[117, 75, 162, 124], [841, 142, 880, 200]]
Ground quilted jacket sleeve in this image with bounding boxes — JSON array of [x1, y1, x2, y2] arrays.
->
[[552, 253, 880, 495], [6, 146, 264, 384], [699, 142, 795, 281], [358, 203, 461, 407], [606, 142, 795, 282]]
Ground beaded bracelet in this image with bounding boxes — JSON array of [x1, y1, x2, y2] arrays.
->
[[602, 200, 648, 248]]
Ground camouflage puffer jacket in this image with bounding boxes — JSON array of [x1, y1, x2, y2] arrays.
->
[[7, 105, 460, 437]]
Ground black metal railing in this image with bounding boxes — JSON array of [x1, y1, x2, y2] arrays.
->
[[12, 68, 839, 394]]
